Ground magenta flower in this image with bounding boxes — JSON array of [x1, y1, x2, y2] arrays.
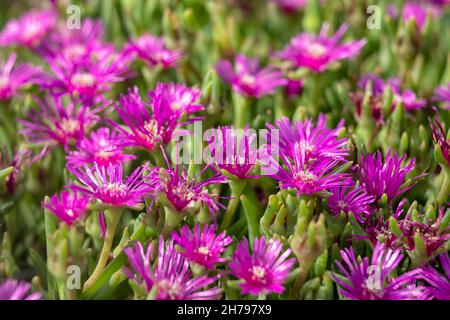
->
[[327, 185, 375, 222], [273, 0, 307, 13], [285, 78, 303, 98], [215, 55, 287, 98], [68, 162, 155, 208], [124, 237, 222, 300], [267, 115, 349, 162], [0, 53, 42, 101], [172, 224, 233, 270], [276, 23, 366, 72], [229, 236, 295, 295], [0, 279, 42, 300], [388, 78, 427, 111], [0, 10, 57, 47], [420, 252, 450, 300], [332, 241, 427, 300], [43, 191, 90, 225], [66, 127, 136, 168], [156, 162, 227, 215], [112, 85, 202, 151], [42, 47, 131, 104], [357, 149, 418, 202], [125, 34, 183, 68], [19, 94, 102, 150], [402, 2, 441, 29], [430, 112, 450, 165], [434, 83, 450, 110], [206, 126, 259, 178]]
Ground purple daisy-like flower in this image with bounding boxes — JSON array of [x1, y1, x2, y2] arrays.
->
[[66, 127, 136, 168], [124, 237, 222, 300], [156, 160, 227, 215], [172, 224, 233, 270], [68, 162, 155, 208], [215, 55, 287, 98], [229, 236, 296, 295], [0, 53, 42, 101], [402, 2, 442, 29], [112, 85, 202, 151], [388, 78, 427, 111], [434, 83, 450, 110], [357, 149, 418, 202], [42, 47, 130, 104], [18, 94, 102, 150], [275, 23, 366, 73], [332, 241, 427, 300], [430, 112, 450, 165], [328, 184, 375, 222], [0, 10, 57, 47], [206, 126, 259, 179], [273, 0, 307, 13], [420, 252, 450, 300], [43, 191, 90, 225], [0, 279, 42, 300], [267, 115, 349, 162], [125, 34, 184, 68]]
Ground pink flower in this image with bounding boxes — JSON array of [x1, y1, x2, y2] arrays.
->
[[328, 185, 375, 222], [125, 34, 183, 68], [0, 279, 42, 300], [215, 55, 287, 97], [229, 236, 296, 295], [66, 127, 136, 168], [172, 224, 233, 269], [276, 23, 366, 72], [0, 10, 57, 47], [0, 53, 42, 101], [43, 191, 90, 225], [68, 162, 156, 208]]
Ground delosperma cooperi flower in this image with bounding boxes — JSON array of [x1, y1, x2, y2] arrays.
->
[[124, 237, 222, 300], [0, 279, 42, 300], [419, 252, 450, 300], [66, 127, 136, 168], [434, 83, 450, 109], [332, 241, 427, 300], [172, 224, 233, 270], [430, 112, 450, 165], [125, 34, 184, 68], [229, 236, 296, 295], [18, 94, 102, 150], [273, 0, 308, 13], [402, 2, 442, 29], [0, 53, 42, 101], [0, 10, 57, 47], [215, 55, 287, 98], [275, 23, 366, 72], [43, 191, 90, 225], [68, 162, 155, 208], [327, 185, 375, 222]]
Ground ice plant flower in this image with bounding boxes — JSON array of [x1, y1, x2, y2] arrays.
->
[[434, 83, 450, 109], [124, 237, 222, 300], [430, 112, 450, 165], [276, 23, 366, 72], [0, 53, 42, 101], [357, 149, 418, 202], [172, 224, 233, 270], [327, 185, 375, 222], [156, 162, 227, 215], [420, 252, 450, 300], [229, 236, 296, 295], [0, 279, 42, 300], [112, 85, 202, 151], [66, 127, 136, 168], [273, 0, 308, 13], [43, 191, 90, 225], [0, 10, 57, 47], [332, 241, 427, 300], [267, 115, 349, 162], [402, 2, 442, 30], [19, 94, 102, 150], [125, 34, 184, 68], [206, 126, 259, 178], [388, 78, 427, 111], [215, 55, 287, 98], [68, 162, 155, 208]]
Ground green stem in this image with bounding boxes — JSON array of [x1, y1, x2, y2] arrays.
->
[[293, 262, 314, 298], [233, 93, 251, 129], [220, 179, 247, 231], [161, 207, 184, 237], [82, 208, 124, 293], [437, 167, 450, 205]]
